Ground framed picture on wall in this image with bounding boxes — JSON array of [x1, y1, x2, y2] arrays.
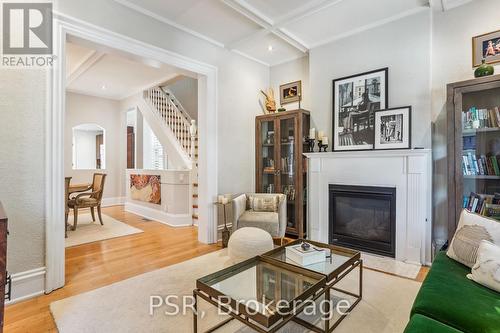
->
[[280, 80, 302, 105], [373, 106, 411, 150], [332, 68, 388, 151], [472, 29, 500, 67]]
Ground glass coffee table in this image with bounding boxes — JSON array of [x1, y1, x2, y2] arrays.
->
[[193, 239, 362, 333]]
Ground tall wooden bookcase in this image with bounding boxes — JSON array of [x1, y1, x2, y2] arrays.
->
[[255, 109, 310, 238], [447, 74, 500, 241]]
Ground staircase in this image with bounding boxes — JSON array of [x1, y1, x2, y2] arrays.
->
[[143, 86, 199, 224]]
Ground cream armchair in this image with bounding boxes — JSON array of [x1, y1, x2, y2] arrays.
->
[[232, 193, 287, 240]]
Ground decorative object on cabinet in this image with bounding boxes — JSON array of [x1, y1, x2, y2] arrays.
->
[[260, 88, 277, 113], [332, 68, 388, 151], [0, 202, 9, 331], [474, 59, 495, 78], [279, 80, 302, 105], [374, 106, 411, 150], [256, 109, 310, 238], [318, 138, 329, 152], [447, 74, 500, 242], [472, 29, 500, 67]]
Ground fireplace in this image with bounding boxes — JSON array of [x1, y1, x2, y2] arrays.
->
[[329, 184, 396, 257]]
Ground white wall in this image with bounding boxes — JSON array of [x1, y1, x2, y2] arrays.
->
[[431, 0, 500, 242], [0, 70, 46, 274], [270, 56, 310, 111], [309, 11, 432, 149], [166, 76, 198, 120], [65, 92, 125, 201]]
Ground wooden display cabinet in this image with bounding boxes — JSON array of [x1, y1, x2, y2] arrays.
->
[[447, 74, 500, 240], [255, 109, 310, 238]]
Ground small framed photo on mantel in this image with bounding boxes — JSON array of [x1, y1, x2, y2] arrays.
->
[[374, 106, 411, 150]]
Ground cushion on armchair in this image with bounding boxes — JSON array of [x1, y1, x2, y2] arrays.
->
[[247, 195, 279, 212], [238, 211, 279, 236]]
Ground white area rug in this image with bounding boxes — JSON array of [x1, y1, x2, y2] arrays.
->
[[65, 213, 143, 247], [362, 252, 422, 279], [51, 250, 421, 333]]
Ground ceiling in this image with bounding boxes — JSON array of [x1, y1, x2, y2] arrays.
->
[[66, 40, 188, 100], [113, 0, 474, 66]]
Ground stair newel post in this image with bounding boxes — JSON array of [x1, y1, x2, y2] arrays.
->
[[190, 120, 197, 160]]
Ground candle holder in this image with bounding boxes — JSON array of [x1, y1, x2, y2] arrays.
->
[[318, 140, 329, 152], [306, 137, 316, 152]]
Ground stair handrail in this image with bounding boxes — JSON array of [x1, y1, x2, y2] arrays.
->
[[143, 87, 196, 161], [160, 86, 193, 124]]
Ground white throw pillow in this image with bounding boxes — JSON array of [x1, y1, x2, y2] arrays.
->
[[467, 240, 500, 293], [447, 210, 500, 268]]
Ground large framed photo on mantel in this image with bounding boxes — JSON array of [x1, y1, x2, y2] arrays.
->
[[374, 106, 411, 150], [332, 68, 388, 151]]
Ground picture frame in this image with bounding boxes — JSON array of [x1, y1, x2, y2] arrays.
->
[[472, 29, 500, 67], [332, 68, 388, 151], [373, 106, 411, 150], [280, 80, 302, 105]]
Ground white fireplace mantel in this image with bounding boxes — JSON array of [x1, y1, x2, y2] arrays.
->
[[304, 149, 432, 265]]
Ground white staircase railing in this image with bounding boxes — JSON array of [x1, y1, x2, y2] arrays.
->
[[144, 87, 196, 161]]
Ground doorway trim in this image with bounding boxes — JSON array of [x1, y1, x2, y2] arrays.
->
[[46, 15, 218, 293]]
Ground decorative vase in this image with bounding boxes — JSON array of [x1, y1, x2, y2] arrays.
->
[[474, 59, 494, 78]]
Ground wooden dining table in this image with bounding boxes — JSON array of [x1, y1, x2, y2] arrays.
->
[[68, 183, 92, 194]]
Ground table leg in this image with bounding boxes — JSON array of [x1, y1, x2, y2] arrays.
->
[[359, 259, 363, 299], [193, 290, 198, 333], [324, 287, 330, 333]]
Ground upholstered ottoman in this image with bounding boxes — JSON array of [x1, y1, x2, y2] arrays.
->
[[228, 227, 273, 263]]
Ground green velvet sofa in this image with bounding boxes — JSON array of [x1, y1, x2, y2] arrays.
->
[[404, 251, 500, 333]]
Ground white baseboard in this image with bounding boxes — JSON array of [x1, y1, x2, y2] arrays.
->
[[6, 267, 46, 305], [101, 197, 125, 207], [125, 202, 192, 227]]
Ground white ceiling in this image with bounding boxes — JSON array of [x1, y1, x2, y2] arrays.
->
[[66, 41, 186, 100], [113, 0, 475, 66]]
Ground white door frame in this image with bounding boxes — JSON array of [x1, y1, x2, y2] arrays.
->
[[46, 15, 218, 293]]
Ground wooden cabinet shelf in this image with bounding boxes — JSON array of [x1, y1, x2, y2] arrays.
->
[[256, 109, 310, 238]]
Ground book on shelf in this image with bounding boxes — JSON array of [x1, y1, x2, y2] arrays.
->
[[463, 192, 500, 219], [462, 106, 500, 130], [461, 153, 500, 176]]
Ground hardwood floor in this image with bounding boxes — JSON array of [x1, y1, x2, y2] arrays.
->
[[4, 206, 429, 332], [4, 206, 219, 333]]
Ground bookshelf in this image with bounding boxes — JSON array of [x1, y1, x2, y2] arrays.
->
[[447, 75, 500, 241], [255, 109, 310, 238]]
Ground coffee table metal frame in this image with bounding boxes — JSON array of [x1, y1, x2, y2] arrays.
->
[[193, 239, 362, 333]]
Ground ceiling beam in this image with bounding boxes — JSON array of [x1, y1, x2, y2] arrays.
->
[[67, 50, 105, 86], [221, 0, 309, 53]]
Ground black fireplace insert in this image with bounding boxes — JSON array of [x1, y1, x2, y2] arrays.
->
[[329, 184, 396, 257]]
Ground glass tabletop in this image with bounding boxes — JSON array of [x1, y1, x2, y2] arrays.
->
[[197, 256, 325, 326], [262, 240, 360, 280]]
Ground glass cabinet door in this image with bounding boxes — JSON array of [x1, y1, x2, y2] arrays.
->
[[280, 116, 297, 230], [260, 120, 277, 193], [460, 86, 500, 220]]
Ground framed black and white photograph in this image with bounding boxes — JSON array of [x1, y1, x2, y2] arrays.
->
[[374, 106, 411, 150], [332, 68, 388, 151]]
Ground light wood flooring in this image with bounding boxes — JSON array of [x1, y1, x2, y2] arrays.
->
[[4, 206, 429, 332]]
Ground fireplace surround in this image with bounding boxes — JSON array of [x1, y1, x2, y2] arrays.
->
[[304, 149, 432, 265], [329, 184, 396, 257]]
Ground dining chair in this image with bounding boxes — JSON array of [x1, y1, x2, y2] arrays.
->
[[68, 173, 107, 230], [65, 177, 72, 238]]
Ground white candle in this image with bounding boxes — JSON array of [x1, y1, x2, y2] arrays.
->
[[318, 131, 324, 140], [322, 136, 329, 145], [218, 195, 224, 203], [309, 128, 316, 139], [221, 197, 229, 204]]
